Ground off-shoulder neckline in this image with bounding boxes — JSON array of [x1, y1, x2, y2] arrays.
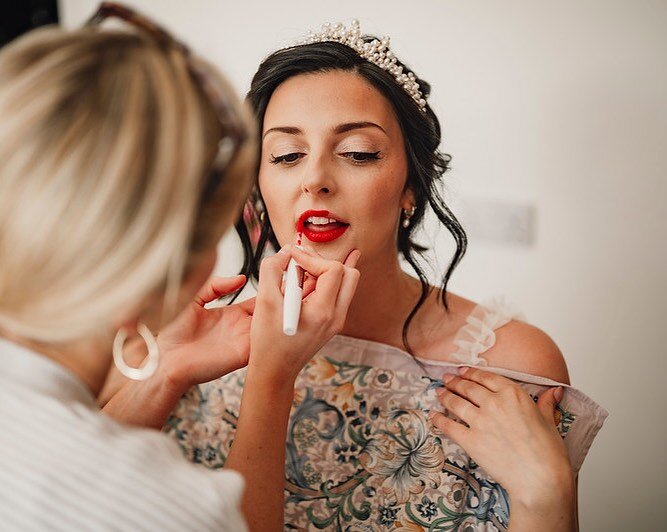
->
[[328, 300, 504, 367]]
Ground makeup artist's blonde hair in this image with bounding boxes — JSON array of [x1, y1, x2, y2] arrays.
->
[[0, 27, 255, 343]]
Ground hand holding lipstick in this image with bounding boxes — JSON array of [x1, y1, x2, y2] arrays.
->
[[283, 233, 305, 336], [247, 244, 361, 386], [228, 244, 358, 532]]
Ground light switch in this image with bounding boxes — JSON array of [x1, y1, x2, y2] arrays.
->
[[460, 198, 536, 246]]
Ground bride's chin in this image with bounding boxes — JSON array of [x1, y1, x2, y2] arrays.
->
[[306, 245, 345, 263]]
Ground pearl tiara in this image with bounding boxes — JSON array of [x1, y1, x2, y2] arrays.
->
[[292, 20, 427, 112]]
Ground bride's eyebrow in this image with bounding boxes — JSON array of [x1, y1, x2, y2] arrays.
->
[[263, 126, 302, 139], [333, 121, 387, 135], [263, 121, 387, 140]]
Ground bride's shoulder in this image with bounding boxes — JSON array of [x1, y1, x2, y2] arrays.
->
[[425, 291, 570, 384], [484, 317, 570, 384]]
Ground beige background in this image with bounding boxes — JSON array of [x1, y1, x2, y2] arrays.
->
[[62, 1, 667, 530]]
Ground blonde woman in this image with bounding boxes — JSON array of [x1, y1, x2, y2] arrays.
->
[[0, 3, 359, 531]]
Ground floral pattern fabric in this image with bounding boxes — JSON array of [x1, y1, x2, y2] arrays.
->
[[164, 360, 589, 529], [165, 301, 607, 531]]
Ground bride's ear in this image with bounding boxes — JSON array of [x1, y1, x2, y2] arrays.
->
[[400, 187, 415, 210]]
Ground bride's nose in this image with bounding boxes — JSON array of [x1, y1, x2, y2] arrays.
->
[[301, 155, 335, 196]]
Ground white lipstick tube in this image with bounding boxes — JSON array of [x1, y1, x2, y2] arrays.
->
[[283, 252, 305, 336]]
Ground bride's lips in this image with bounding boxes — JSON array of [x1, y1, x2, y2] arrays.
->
[[296, 209, 350, 243]]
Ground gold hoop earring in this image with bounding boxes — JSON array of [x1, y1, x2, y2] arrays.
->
[[112, 323, 159, 381]]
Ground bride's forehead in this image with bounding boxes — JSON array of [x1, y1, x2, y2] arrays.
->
[[264, 72, 395, 126], [276, 69, 373, 89]]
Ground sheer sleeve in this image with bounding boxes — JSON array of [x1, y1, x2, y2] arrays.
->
[[450, 297, 524, 366]]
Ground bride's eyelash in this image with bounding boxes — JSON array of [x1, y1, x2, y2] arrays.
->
[[268, 151, 382, 165], [269, 153, 303, 165], [342, 151, 382, 163]]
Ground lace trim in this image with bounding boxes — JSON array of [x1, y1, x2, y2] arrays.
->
[[449, 297, 524, 366]]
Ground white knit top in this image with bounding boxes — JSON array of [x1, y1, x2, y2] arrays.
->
[[0, 337, 247, 531]]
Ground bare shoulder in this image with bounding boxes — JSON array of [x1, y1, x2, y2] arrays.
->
[[484, 319, 570, 384], [416, 289, 570, 384]]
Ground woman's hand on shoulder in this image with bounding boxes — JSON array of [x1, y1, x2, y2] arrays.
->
[[430, 324, 577, 529], [430, 367, 573, 497]]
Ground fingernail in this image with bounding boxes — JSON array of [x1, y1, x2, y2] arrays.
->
[[554, 386, 564, 402], [443, 374, 455, 384], [277, 245, 290, 254], [458, 366, 469, 375]]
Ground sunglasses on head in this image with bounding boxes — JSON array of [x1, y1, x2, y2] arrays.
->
[[86, 2, 249, 198]]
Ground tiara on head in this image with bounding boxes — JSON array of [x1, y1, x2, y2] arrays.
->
[[293, 20, 427, 112]]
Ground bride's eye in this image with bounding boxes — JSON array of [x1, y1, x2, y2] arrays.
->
[[269, 152, 304, 165], [342, 151, 382, 164]]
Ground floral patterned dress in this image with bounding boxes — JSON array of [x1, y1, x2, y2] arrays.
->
[[165, 299, 607, 531]]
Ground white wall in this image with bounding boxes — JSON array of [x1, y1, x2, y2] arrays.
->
[[61, 2, 667, 530]]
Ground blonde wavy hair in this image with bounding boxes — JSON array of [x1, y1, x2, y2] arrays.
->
[[0, 27, 256, 343]]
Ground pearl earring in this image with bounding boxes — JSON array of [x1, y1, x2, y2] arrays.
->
[[402, 206, 416, 228]]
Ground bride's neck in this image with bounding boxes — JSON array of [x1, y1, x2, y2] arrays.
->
[[340, 256, 426, 345]]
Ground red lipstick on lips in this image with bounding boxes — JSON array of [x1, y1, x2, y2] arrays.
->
[[297, 210, 349, 243]]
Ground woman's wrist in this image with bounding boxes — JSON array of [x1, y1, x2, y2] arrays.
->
[[153, 336, 194, 396], [245, 349, 300, 391], [152, 342, 302, 407], [509, 462, 576, 516], [245, 359, 298, 396], [102, 363, 185, 429], [508, 478, 576, 532]]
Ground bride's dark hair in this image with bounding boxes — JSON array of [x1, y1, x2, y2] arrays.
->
[[231, 39, 467, 357]]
